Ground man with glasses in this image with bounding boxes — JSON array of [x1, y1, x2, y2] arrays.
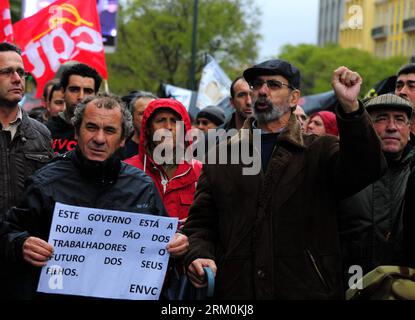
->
[[0, 42, 53, 298], [395, 63, 415, 134], [338, 94, 415, 287], [183, 59, 386, 299]]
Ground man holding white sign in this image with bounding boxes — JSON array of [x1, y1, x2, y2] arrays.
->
[[0, 93, 188, 299], [37, 202, 179, 300]]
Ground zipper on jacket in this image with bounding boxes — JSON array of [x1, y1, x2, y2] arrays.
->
[[159, 170, 168, 194], [5, 146, 12, 209], [0, 131, 10, 211], [306, 249, 330, 292], [158, 167, 192, 194], [169, 167, 191, 182]]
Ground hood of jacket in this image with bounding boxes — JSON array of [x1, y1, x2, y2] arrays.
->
[[138, 98, 192, 169]]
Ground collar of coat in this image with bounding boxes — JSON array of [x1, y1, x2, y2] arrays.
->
[[18, 108, 40, 139], [230, 111, 305, 149], [71, 147, 122, 185]]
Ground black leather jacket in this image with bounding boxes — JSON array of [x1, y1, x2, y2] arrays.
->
[[0, 148, 166, 299], [0, 109, 52, 218]]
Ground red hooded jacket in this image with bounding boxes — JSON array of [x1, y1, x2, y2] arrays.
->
[[125, 99, 202, 220]]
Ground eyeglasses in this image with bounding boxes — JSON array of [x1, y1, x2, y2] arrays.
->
[[0, 67, 28, 79], [396, 80, 415, 92], [372, 115, 409, 128], [250, 79, 293, 91]]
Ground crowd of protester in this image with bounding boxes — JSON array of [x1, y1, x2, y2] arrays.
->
[[1, 40, 415, 300]]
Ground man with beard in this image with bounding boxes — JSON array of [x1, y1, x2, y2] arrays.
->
[[125, 98, 202, 220], [0, 42, 53, 298], [182, 59, 386, 299], [125, 98, 202, 299], [47, 63, 102, 154]]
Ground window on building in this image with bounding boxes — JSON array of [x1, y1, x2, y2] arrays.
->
[[389, 4, 394, 35], [396, 2, 401, 21]]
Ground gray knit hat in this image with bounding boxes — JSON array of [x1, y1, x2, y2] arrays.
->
[[364, 94, 413, 118], [196, 105, 226, 126]]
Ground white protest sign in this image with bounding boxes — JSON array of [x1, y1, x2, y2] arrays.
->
[[37, 202, 178, 300]]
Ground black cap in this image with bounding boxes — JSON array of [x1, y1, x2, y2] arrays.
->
[[243, 59, 301, 89]]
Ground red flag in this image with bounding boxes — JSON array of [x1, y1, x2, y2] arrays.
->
[[0, 0, 14, 42], [13, 0, 108, 97]]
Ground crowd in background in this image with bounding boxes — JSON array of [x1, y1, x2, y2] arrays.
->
[[1, 40, 415, 300]]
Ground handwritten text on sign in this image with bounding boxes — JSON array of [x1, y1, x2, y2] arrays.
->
[[37, 202, 178, 300]]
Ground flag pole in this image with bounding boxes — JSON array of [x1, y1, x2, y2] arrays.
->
[[103, 79, 109, 93], [189, 0, 199, 91]]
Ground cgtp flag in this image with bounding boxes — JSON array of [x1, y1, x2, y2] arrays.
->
[[0, 0, 13, 42], [13, 0, 108, 97]]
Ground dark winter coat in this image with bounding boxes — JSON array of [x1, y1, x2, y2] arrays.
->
[[0, 148, 165, 299], [183, 106, 386, 300], [338, 144, 415, 281], [403, 154, 415, 267]]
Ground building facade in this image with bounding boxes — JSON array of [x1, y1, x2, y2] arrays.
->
[[339, 0, 375, 52], [319, 0, 415, 60], [372, 0, 415, 59], [318, 0, 346, 46]]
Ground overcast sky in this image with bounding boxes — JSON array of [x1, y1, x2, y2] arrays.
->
[[115, 0, 320, 60], [255, 0, 319, 60], [25, 0, 320, 61]]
